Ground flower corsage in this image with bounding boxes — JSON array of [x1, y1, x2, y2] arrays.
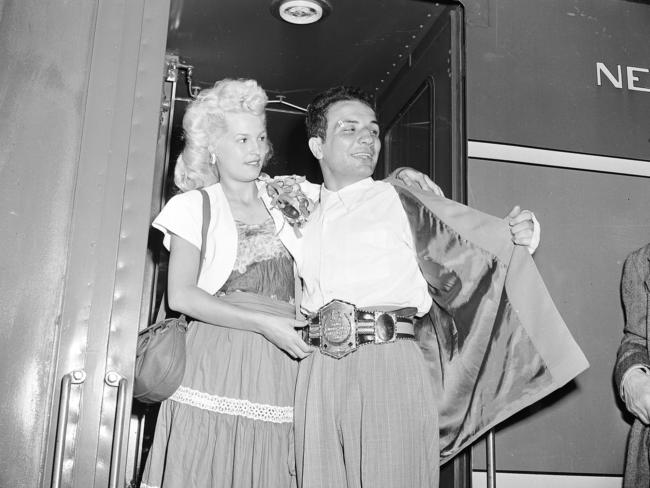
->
[[259, 174, 316, 237]]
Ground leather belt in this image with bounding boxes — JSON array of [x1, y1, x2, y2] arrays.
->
[[306, 299, 416, 359]]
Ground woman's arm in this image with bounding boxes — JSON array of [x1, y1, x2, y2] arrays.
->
[[389, 167, 444, 195], [167, 234, 312, 359]]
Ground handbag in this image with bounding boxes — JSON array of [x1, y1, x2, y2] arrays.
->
[[133, 189, 210, 404]]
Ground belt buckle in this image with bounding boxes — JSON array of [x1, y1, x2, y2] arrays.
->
[[318, 299, 357, 359], [373, 312, 397, 344]]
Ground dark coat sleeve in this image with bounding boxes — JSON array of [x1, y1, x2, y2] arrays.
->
[[614, 245, 650, 394]]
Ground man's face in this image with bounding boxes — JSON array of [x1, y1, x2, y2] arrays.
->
[[309, 100, 380, 190]]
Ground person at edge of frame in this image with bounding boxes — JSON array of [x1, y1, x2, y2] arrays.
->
[[615, 242, 650, 488]]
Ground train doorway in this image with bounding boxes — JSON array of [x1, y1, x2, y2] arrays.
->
[[132, 0, 467, 487]]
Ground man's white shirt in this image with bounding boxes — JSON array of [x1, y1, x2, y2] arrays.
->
[[292, 177, 432, 316]]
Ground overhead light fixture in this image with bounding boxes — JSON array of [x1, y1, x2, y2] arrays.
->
[[270, 0, 332, 25]]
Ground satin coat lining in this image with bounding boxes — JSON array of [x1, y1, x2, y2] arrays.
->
[[391, 182, 588, 463]]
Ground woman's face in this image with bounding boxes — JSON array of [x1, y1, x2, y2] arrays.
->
[[213, 112, 269, 183]]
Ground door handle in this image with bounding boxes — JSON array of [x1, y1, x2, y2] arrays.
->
[[105, 371, 128, 488], [51, 370, 86, 488]]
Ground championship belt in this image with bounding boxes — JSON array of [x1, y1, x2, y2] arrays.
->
[[307, 299, 415, 359]]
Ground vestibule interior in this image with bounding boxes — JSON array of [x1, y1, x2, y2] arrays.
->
[[163, 0, 464, 191]]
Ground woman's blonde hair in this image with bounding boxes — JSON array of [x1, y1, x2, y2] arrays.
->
[[174, 78, 268, 192]]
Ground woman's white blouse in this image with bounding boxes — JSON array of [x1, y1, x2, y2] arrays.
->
[[152, 179, 319, 295]]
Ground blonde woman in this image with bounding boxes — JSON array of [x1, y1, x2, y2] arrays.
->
[[141, 79, 313, 488]]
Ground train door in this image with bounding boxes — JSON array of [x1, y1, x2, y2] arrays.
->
[[0, 1, 171, 487], [379, 7, 468, 486]]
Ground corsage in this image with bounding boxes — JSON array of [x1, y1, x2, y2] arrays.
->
[[259, 174, 316, 237]]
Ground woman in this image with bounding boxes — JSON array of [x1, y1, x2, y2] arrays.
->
[[140, 78, 314, 488]]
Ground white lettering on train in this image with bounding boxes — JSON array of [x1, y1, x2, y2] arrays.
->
[[597, 62, 650, 92]]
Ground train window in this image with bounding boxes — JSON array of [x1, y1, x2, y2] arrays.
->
[[377, 5, 466, 202], [384, 77, 435, 181]]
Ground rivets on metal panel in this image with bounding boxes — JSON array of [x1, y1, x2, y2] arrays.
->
[[71, 370, 86, 384], [105, 371, 122, 387]]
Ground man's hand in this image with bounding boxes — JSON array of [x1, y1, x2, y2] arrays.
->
[[623, 368, 650, 424], [507, 206, 537, 248], [396, 168, 444, 197]]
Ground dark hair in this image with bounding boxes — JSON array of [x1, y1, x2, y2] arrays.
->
[[305, 86, 376, 140]]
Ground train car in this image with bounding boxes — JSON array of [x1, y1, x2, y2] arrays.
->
[[1, 0, 648, 487]]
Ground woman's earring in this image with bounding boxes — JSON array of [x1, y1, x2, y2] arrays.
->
[[209, 153, 217, 165]]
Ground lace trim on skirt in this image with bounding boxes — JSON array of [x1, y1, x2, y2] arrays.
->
[[169, 386, 294, 423]]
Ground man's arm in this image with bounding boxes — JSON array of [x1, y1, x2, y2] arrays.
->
[[616, 248, 650, 423], [392, 168, 541, 254]]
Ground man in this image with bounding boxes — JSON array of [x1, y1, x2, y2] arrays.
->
[[615, 243, 650, 487], [289, 86, 552, 488]]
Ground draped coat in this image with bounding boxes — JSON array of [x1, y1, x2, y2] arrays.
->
[[388, 178, 589, 462]]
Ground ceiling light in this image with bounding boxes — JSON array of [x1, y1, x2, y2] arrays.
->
[[270, 0, 332, 25]]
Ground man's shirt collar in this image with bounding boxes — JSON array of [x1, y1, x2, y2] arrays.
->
[[320, 177, 374, 211]]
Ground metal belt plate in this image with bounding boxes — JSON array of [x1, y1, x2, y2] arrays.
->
[[318, 300, 357, 358]]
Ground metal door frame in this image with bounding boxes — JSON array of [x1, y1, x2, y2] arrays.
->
[[124, 54, 181, 487], [378, 3, 470, 487], [45, 1, 171, 486]]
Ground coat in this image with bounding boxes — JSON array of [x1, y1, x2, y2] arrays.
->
[[614, 243, 650, 487], [388, 178, 590, 462]]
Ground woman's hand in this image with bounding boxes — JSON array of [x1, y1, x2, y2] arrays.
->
[[394, 167, 444, 196], [261, 315, 313, 359]]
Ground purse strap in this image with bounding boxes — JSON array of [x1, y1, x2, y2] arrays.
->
[[155, 189, 211, 322], [197, 189, 211, 277]]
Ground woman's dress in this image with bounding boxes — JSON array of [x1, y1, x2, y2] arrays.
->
[[141, 219, 298, 488]]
